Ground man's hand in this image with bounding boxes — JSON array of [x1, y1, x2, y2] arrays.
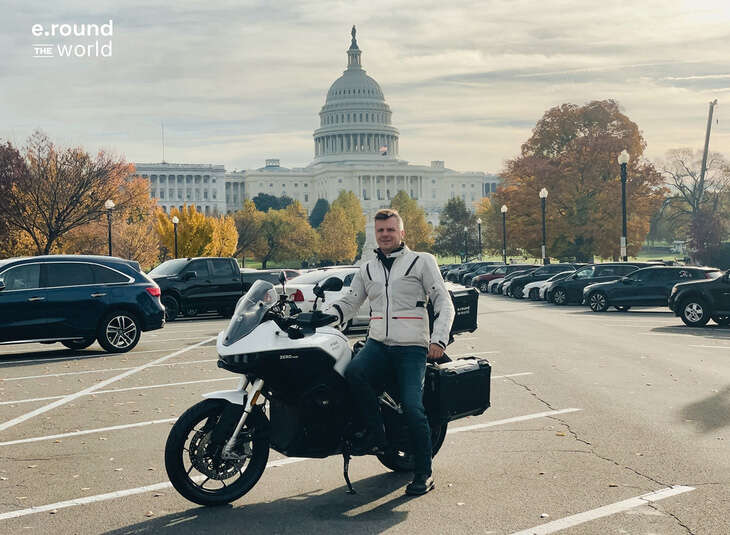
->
[[427, 343, 445, 361]]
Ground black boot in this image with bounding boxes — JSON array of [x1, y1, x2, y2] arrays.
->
[[405, 473, 435, 495]]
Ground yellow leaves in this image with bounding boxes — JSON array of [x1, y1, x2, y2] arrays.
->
[[155, 205, 214, 258], [331, 191, 366, 234], [390, 190, 433, 251], [319, 205, 357, 263], [203, 215, 238, 257]]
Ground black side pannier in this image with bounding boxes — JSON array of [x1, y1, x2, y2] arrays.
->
[[428, 287, 478, 343], [424, 356, 491, 422]]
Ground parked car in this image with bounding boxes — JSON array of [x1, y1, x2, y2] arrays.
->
[[150, 257, 256, 321], [495, 269, 536, 294], [473, 264, 540, 293], [284, 268, 370, 332], [668, 270, 728, 326], [509, 264, 583, 300], [583, 266, 720, 312], [522, 270, 575, 300], [457, 261, 504, 284], [241, 268, 302, 293], [0, 255, 164, 353], [548, 263, 653, 305], [439, 263, 460, 278], [463, 266, 499, 287]]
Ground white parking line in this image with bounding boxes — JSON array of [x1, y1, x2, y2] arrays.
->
[[509, 485, 695, 534], [0, 457, 308, 521], [0, 347, 196, 365], [0, 377, 237, 406], [2, 359, 218, 381], [0, 337, 216, 433], [0, 372, 531, 408], [1, 399, 551, 447], [688, 344, 730, 350], [0, 408, 580, 519]]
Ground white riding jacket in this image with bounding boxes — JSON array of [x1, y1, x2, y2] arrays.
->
[[325, 245, 454, 349]]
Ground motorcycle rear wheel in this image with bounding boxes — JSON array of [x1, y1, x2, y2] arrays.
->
[[377, 421, 448, 472], [164, 399, 270, 506]]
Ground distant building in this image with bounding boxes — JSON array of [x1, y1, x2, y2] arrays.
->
[[133, 28, 500, 248]]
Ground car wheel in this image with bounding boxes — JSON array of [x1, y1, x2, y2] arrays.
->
[[512, 286, 522, 299], [97, 311, 141, 353], [614, 306, 631, 312], [162, 295, 180, 321], [529, 288, 539, 300], [588, 292, 609, 312], [184, 306, 199, 317], [479, 281, 489, 293], [679, 298, 710, 327], [553, 288, 567, 305], [61, 337, 95, 350], [712, 314, 730, 326]]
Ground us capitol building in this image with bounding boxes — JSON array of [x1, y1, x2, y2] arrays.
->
[[133, 28, 499, 233]]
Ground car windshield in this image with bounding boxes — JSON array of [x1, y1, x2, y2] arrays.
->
[[221, 280, 279, 347], [546, 270, 574, 282], [148, 259, 189, 277]]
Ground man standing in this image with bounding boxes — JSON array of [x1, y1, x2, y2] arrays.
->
[[325, 208, 454, 495]]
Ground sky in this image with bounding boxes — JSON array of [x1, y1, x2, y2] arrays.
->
[[1, 0, 729, 175]]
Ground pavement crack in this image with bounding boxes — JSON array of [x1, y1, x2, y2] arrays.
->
[[646, 502, 695, 535], [503, 376, 558, 411]]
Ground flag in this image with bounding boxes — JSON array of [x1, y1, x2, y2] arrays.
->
[[380, 145, 388, 156]]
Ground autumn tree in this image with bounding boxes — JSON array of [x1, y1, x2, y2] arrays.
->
[[318, 205, 357, 263], [254, 201, 319, 268], [331, 190, 366, 235], [155, 205, 213, 258], [204, 215, 238, 257], [0, 132, 135, 255], [61, 178, 160, 269], [433, 197, 477, 259], [487, 100, 666, 261], [390, 190, 433, 251], [657, 149, 730, 261], [233, 200, 265, 262], [309, 198, 330, 228]]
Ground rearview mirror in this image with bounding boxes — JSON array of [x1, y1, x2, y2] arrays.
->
[[279, 271, 287, 284], [320, 277, 344, 292]]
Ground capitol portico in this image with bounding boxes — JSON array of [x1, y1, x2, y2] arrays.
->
[[134, 27, 499, 231]]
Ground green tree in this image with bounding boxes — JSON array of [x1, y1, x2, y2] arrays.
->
[[433, 197, 476, 258], [309, 198, 330, 228], [331, 190, 366, 235], [252, 193, 293, 212], [254, 201, 319, 268], [390, 190, 433, 251]]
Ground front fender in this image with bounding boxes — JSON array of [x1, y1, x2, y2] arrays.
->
[[203, 389, 246, 405]]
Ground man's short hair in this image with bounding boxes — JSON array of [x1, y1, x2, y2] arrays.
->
[[374, 208, 404, 230]]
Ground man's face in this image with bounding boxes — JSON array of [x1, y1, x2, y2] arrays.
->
[[375, 216, 405, 254]]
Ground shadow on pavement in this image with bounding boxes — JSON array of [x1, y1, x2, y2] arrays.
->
[[651, 325, 730, 338], [566, 309, 673, 317], [680, 385, 730, 432], [102, 471, 415, 535], [0, 347, 110, 367]]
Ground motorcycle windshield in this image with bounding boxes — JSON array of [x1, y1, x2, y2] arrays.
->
[[222, 280, 279, 346]]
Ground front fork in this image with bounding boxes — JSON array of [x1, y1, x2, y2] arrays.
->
[[221, 377, 264, 460]]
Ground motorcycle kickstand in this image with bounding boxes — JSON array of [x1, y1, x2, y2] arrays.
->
[[342, 445, 356, 495]]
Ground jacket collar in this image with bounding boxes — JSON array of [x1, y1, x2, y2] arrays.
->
[[374, 243, 409, 262]]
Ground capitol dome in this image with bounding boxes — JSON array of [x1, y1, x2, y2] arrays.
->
[[313, 27, 400, 163]]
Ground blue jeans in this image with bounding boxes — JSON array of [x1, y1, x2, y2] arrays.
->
[[345, 339, 432, 476]]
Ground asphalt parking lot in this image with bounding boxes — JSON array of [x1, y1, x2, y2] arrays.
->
[[1, 298, 729, 534]]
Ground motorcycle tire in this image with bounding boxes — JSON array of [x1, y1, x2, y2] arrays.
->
[[377, 421, 448, 472], [165, 399, 270, 506]]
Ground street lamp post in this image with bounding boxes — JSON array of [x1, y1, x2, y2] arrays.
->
[[104, 199, 115, 256], [463, 226, 469, 262], [500, 205, 508, 264], [539, 188, 548, 264], [172, 216, 179, 258], [476, 218, 482, 260], [618, 150, 629, 261]]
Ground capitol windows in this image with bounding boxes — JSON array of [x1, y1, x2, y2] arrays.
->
[[203, 176, 209, 184], [186, 175, 192, 184], [187, 190, 192, 200], [159, 176, 166, 184], [304, 194, 309, 202], [294, 183, 298, 187], [150, 175, 157, 183], [195, 175, 201, 184], [212, 190, 217, 199], [203, 191, 208, 200], [178, 191, 183, 200], [462, 184, 465, 189], [359, 113, 363, 121], [151, 188, 157, 197], [178, 176, 183, 184], [159, 190, 165, 200]]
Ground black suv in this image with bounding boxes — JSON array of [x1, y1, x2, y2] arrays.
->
[[668, 270, 729, 326], [508, 264, 583, 299], [548, 263, 653, 305], [584, 266, 720, 312], [0, 255, 164, 353]]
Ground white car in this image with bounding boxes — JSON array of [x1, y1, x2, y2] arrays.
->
[[521, 273, 573, 300], [284, 267, 370, 332], [487, 277, 503, 293]]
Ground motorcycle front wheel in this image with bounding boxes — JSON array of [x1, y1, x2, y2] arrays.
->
[[164, 399, 270, 506], [377, 421, 448, 472]]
